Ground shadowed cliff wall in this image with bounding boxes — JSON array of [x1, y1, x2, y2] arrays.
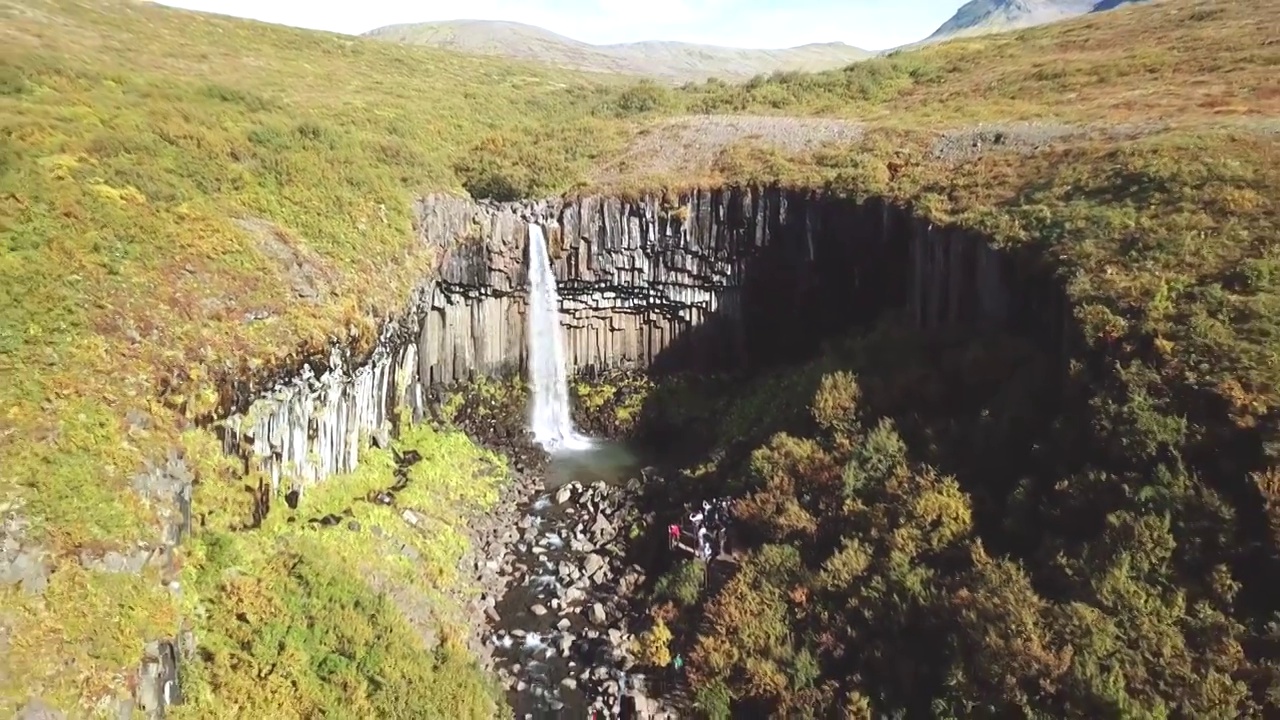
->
[[422, 187, 1063, 379], [217, 186, 1067, 498]]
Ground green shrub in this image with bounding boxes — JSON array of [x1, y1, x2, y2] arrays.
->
[[653, 559, 705, 607]]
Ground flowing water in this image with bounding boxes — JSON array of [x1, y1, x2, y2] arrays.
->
[[526, 223, 592, 453], [491, 444, 643, 718], [487, 223, 654, 716]]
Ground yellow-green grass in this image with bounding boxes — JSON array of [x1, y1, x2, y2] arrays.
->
[[0, 0, 618, 580], [165, 419, 508, 720], [4, 410, 509, 714], [667, 0, 1278, 126], [0, 0, 616, 710]]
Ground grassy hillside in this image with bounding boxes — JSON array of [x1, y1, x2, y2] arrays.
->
[[621, 0, 1273, 128], [362, 19, 871, 84], [0, 0, 625, 545], [1, 0, 1278, 715], [0, 0, 631, 714]]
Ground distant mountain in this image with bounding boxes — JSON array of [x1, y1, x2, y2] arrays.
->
[[361, 20, 871, 83], [1090, 0, 1150, 11], [927, 0, 1149, 42]]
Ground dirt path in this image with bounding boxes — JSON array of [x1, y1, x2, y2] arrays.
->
[[591, 115, 865, 184], [590, 113, 1274, 185]]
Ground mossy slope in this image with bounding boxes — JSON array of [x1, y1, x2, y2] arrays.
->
[[1, 1, 620, 711]]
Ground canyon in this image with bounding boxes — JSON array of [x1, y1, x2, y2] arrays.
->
[[3, 1, 1271, 716], [218, 186, 1068, 505], [114, 184, 1071, 718], [0, 180, 1080, 717]]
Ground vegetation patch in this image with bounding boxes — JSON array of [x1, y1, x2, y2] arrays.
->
[[169, 416, 508, 719], [570, 370, 654, 437], [641, 315, 1280, 717]]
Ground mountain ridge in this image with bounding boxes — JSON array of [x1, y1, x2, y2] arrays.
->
[[361, 19, 871, 83], [927, 0, 1151, 41]]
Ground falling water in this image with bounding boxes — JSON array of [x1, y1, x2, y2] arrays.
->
[[526, 223, 592, 452]]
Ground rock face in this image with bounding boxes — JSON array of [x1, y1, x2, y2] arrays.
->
[[926, 0, 1098, 42], [219, 320, 425, 496], [418, 187, 1056, 381], [218, 186, 1064, 500]]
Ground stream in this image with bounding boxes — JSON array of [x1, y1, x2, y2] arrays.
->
[[485, 439, 658, 718]]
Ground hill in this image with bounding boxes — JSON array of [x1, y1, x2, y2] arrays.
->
[[926, 0, 1148, 41], [1, 0, 1278, 716], [362, 19, 871, 83]]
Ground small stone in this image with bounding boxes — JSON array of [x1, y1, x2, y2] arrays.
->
[[588, 603, 606, 625], [530, 604, 548, 616]]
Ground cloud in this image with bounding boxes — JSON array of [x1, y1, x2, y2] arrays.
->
[[158, 0, 960, 51]]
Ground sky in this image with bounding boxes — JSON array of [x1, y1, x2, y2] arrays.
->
[[157, 0, 964, 51]]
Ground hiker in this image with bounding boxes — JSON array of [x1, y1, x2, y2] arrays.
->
[[715, 497, 730, 527], [698, 526, 712, 561], [667, 522, 680, 549]]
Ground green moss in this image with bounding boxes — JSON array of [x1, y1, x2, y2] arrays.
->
[[10, 396, 152, 548], [170, 413, 508, 718], [1, 566, 178, 711], [574, 379, 617, 415], [171, 542, 503, 720], [653, 559, 706, 608], [571, 373, 654, 436]]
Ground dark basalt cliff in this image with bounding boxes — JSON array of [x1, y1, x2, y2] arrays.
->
[[419, 187, 1061, 383], [218, 186, 1068, 500]]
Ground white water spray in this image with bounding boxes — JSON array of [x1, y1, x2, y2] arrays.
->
[[526, 223, 592, 452]]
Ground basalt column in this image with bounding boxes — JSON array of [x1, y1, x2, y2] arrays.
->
[[409, 188, 1039, 379]]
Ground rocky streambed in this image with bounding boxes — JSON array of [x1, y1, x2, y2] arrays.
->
[[448, 403, 676, 719]]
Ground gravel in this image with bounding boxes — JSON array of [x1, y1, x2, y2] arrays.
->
[[593, 114, 865, 182], [593, 113, 1234, 182]]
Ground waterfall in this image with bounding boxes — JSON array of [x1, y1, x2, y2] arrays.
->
[[526, 223, 591, 452]]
